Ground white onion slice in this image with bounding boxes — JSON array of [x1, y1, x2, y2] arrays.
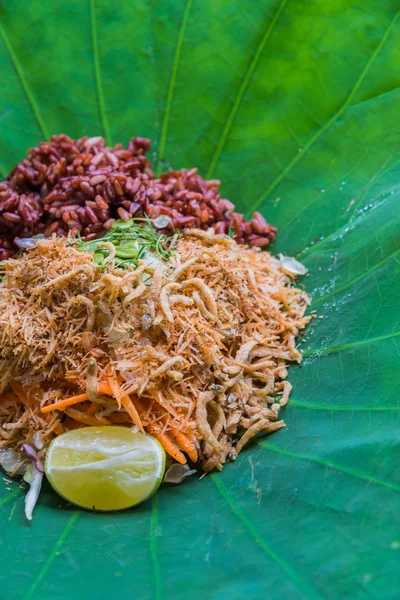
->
[[279, 254, 308, 275], [0, 448, 24, 473], [153, 215, 172, 229], [31, 432, 44, 450], [23, 465, 43, 521], [22, 445, 45, 521], [14, 238, 37, 250], [164, 463, 197, 484]]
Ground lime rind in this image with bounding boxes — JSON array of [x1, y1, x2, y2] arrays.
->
[[45, 426, 166, 511]]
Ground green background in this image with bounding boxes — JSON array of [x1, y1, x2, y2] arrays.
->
[[0, 1, 399, 598]]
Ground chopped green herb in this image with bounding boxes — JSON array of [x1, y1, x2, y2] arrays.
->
[[72, 219, 177, 270]]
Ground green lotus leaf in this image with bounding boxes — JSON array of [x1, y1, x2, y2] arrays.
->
[[0, 1, 399, 598]]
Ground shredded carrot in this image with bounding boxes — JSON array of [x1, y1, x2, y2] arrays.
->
[[170, 426, 198, 462], [131, 395, 146, 413], [87, 401, 98, 415], [120, 395, 145, 433], [185, 429, 196, 442], [41, 393, 88, 413], [106, 373, 122, 410], [127, 394, 185, 460], [64, 407, 110, 426], [107, 374, 144, 433], [98, 382, 113, 396], [149, 429, 186, 464], [41, 382, 114, 414]]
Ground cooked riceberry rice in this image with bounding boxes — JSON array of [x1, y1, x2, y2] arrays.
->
[[0, 135, 276, 259]]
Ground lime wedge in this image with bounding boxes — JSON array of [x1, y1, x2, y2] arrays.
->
[[45, 426, 165, 511]]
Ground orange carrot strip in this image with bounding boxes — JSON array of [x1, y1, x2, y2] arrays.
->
[[41, 382, 114, 414], [87, 401, 98, 415], [170, 426, 198, 463], [107, 375, 144, 433], [131, 395, 146, 413], [121, 396, 145, 433], [122, 394, 185, 462], [185, 429, 197, 442], [98, 382, 113, 396], [41, 393, 88, 413], [64, 407, 110, 426], [106, 374, 122, 410], [150, 430, 186, 464]]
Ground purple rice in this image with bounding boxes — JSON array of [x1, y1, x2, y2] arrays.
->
[[0, 135, 276, 259]]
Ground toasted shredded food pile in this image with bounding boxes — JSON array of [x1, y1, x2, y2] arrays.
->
[[0, 230, 311, 470]]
